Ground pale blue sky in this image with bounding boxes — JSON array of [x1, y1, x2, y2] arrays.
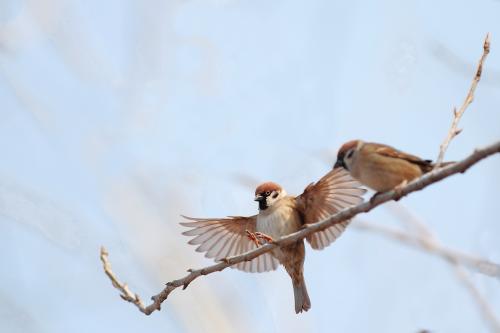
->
[[1, 0, 499, 332]]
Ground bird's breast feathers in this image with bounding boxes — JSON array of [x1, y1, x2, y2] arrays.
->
[[256, 198, 301, 238]]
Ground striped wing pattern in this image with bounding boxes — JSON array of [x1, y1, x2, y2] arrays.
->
[[296, 168, 366, 250], [180, 215, 279, 273]]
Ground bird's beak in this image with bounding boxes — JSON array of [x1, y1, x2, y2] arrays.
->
[[254, 195, 265, 202], [334, 159, 345, 169]]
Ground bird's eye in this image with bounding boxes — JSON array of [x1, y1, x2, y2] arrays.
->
[[346, 150, 354, 159], [265, 191, 271, 196]]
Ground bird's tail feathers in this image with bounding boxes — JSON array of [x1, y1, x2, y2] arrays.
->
[[428, 161, 455, 172], [293, 278, 311, 314]]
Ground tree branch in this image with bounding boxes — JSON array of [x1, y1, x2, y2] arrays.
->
[[452, 265, 500, 333], [354, 221, 500, 279], [386, 204, 500, 333], [435, 33, 491, 167], [355, 203, 500, 332], [101, 140, 500, 315], [100, 247, 147, 313], [356, 221, 500, 332]]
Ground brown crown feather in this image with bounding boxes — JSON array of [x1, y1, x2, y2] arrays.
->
[[255, 182, 282, 195], [337, 140, 361, 158]]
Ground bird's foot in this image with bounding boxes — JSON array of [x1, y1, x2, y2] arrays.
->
[[254, 232, 274, 244], [369, 192, 383, 204], [246, 230, 261, 247], [245, 230, 274, 247], [393, 180, 408, 201]]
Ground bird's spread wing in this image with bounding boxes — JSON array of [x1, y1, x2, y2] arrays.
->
[[180, 215, 279, 273], [295, 168, 366, 250], [374, 144, 432, 170]]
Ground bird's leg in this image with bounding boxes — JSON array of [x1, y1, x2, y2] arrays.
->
[[393, 179, 408, 201], [245, 230, 274, 246], [369, 192, 383, 204], [254, 232, 274, 244], [246, 230, 261, 247], [370, 179, 409, 204]]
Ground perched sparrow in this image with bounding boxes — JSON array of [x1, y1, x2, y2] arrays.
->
[[334, 140, 452, 192], [181, 168, 365, 313]]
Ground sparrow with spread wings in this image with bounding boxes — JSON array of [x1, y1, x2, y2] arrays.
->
[[181, 168, 366, 313]]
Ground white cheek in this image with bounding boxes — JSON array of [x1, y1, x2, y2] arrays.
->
[[267, 193, 282, 206]]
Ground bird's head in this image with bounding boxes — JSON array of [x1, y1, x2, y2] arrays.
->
[[254, 182, 285, 211], [334, 140, 363, 171]]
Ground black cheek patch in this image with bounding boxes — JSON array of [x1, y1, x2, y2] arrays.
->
[[272, 192, 278, 199]]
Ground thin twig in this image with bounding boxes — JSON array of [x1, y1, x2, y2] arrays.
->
[[357, 224, 500, 332], [100, 247, 147, 313], [101, 141, 500, 315], [435, 33, 491, 167], [358, 205, 500, 333], [453, 263, 500, 333], [391, 205, 500, 333], [386, 202, 433, 238], [389, 203, 500, 278], [424, 32, 498, 332], [453, 265, 500, 333], [353, 221, 500, 279]]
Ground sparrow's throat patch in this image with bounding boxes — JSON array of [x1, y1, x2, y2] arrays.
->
[[258, 199, 268, 210]]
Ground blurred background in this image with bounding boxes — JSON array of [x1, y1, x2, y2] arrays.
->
[[1, 0, 499, 332]]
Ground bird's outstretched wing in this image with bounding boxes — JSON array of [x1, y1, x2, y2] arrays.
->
[[295, 168, 366, 250], [180, 215, 279, 273]]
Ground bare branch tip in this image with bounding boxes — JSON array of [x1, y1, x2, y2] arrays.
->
[[436, 35, 491, 165], [484, 33, 491, 51]]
